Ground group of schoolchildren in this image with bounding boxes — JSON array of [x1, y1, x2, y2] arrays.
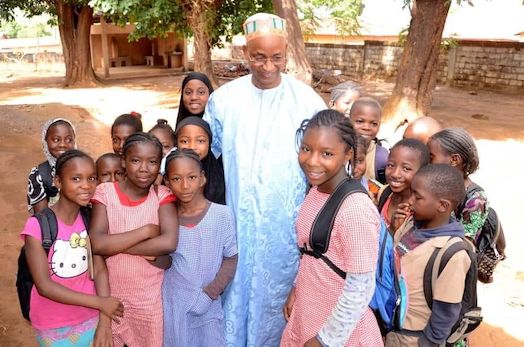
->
[[20, 72, 503, 347]]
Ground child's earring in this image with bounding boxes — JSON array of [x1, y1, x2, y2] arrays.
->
[[328, 100, 335, 108], [53, 176, 61, 191], [450, 154, 461, 167]]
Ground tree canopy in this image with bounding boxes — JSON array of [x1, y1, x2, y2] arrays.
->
[[91, 0, 273, 45]]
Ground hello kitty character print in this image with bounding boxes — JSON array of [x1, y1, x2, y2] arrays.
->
[[51, 230, 89, 278], [20, 214, 98, 330]]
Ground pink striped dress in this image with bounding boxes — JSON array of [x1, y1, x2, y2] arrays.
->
[[281, 187, 383, 346], [92, 182, 176, 347]]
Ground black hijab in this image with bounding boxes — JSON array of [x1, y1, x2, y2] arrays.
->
[[176, 72, 214, 128], [174, 116, 226, 205]]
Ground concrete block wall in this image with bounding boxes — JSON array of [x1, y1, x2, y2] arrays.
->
[[450, 42, 524, 89], [305, 40, 524, 90]]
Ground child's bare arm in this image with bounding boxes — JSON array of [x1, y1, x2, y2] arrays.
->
[[89, 202, 159, 256], [92, 255, 118, 345], [32, 200, 48, 214], [25, 236, 123, 320], [124, 202, 179, 256]]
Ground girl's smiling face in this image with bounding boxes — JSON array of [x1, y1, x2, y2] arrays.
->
[[385, 146, 423, 194], [350, 105, 381, 140], [176, 125, 210, 160], [182, 79, 210, 115], [54, 157, 97, 206], [298, 126, 352, 193], [46, 123, 75, 159]]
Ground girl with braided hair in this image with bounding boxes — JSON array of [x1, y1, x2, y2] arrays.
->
[[90, 132, 178, 347], [427, 128, 488, 242], [281, 109, 383, 347], [162, 148, 237, 346]]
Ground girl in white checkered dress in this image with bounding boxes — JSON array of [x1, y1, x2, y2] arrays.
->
[[162, 149, 238, 347]]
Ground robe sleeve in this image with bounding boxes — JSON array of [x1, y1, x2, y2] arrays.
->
[[203, 93, 223, 158]]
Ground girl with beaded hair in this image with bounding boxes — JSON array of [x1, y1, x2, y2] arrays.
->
[[427, 128, 488, 242]]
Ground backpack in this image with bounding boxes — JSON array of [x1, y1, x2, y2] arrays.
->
[[16, 207, 91, 321], [423, 237, 482, 345], [377, 184, 393, 214], [457, 183, 506, 283], [299, 178, 407, 334]]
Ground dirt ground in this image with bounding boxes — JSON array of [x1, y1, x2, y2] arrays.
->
[[0, 63, 523, 346]]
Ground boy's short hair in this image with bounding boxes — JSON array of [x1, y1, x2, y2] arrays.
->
[[349, 97, 382, 117], [391, 138, 430, 167], [96, 153, 121, 166], [415, 164, 465, 209]]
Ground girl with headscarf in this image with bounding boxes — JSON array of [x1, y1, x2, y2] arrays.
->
[[174, 116, 225, 205], [176, 72, 214, 127], [27, 118, 76, 213]]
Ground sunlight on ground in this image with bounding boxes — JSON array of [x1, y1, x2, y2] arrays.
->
[[1, 84, 178, 131], [471, 140, 524, 341]]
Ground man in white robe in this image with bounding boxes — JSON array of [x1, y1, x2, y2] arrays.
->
[[204, 13, 326, 347]]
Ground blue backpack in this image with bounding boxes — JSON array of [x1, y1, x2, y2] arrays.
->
[[299, 179, 407, 335], [369, 219, 408, 334]]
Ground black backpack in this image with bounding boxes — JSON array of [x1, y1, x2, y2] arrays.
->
[[299, 178, 368, 278], [423, 237, 482, 345], [299, 179, 408, 334], [16, 207, 91, 321], [457, 183, 506, 283], [377, 185, 393, 213]]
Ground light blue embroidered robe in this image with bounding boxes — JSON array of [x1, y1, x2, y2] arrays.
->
[[204, 74, 326, 347]]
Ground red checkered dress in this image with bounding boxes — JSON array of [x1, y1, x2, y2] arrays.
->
[[92, 182, 176, 347], [281, 186, 383, 346]]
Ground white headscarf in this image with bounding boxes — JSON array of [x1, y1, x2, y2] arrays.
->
[[41, 118, 77, 167]]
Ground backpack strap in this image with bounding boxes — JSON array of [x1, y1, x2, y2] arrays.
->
[[79, 206, 91, 233], [377, 185, 393, 213], [34, 207, 58, 254], [300, 178, 367, 280], [423, 237, 466, 309]]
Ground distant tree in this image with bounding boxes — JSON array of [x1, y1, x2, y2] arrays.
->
[[274, 0, 363, 84], [381, 0, 457, 133], [93, 0, 272, 86], [0, 0, 96, 86], [297, 0, 363, 36], [0, 20, 22, 38]]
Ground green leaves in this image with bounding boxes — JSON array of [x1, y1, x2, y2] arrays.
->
[[90, 0, 272, 45], [297, 0, 363, 36]]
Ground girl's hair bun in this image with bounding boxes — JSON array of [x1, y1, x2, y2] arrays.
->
[[130, 111, 142, 119], [157, 119, 168, 125]]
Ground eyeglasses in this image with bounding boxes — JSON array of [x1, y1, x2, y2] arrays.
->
[[248, 54, 286, 66]]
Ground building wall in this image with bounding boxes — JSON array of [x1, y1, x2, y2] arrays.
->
[[305, 40, 524, 90]]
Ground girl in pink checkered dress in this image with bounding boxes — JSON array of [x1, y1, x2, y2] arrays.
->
[[90, 132, 179, 347], [280, 110, 383, 347]]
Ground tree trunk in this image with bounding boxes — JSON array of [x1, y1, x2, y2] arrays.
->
[[272, 0, 312, 85], [187, 1, 218, 87], [381, 0, 451, 136], [55, 1, 97, 87]]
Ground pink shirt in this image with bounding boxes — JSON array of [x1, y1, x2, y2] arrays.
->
[[20, 214, 98, 330]]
